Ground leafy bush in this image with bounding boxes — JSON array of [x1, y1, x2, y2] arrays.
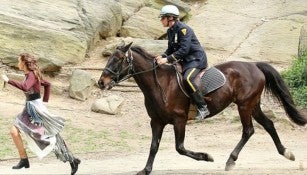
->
[[281, 51, 307, 107]]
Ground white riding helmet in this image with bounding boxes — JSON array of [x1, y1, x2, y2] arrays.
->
[[160, 5, 179, 18]]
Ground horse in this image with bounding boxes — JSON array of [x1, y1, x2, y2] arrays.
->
[[98, 42, 307, 175]]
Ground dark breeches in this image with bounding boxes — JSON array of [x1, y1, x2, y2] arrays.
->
[[183, 68, 201, 94]]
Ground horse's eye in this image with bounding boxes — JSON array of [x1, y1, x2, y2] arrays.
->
[[112, 55, 123, 63], [116, 57, 122, 62]]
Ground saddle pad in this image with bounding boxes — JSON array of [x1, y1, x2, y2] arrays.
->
[[200, 67, 226, 95]]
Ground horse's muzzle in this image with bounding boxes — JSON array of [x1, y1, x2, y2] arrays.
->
[[98, 79, 115, 90], [98, 80, 106, 90]]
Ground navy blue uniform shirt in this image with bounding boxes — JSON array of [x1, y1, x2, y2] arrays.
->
[[163, 21, 207, 71]]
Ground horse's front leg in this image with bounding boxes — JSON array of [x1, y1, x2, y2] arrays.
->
[[137, 119, 165, 175], [174, 119, 214, 162]]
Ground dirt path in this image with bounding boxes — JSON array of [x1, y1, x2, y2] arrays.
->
[[1, 128, 307, 175], [1, 93, 306, 175]]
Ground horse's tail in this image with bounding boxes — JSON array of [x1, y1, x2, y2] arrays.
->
[[256, 62, 307, 126]]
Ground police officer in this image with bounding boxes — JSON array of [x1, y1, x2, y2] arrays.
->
[[155, 5, 210, 120]]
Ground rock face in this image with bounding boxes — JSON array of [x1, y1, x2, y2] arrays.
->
[[0, 0, 123, 72], [0, 0, 306, 71], [188, 0, 307, 65], [120, 7, 164, 39]]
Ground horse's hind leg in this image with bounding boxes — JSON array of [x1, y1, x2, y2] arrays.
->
[[252, 104, 295, 161], [173, 118, 214, 162], [137, 119, 165, 175], [225, 105, 255, 171]]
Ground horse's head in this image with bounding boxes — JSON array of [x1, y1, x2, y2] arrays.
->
[[98, 42, 133, 90]]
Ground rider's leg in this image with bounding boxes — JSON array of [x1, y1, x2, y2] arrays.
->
[[190, 90, 210, 119], [183, 68, 210, 120]]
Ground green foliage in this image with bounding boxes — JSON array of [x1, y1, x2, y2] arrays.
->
[[281, 51, 307, 107]]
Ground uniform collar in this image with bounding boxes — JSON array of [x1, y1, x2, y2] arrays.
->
[[170, 21, 180, 31]]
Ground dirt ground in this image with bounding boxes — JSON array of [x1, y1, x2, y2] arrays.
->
[[0, 59, 307, 175]]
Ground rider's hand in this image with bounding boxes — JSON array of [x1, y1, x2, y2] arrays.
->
[[1, 74, 9, 82], [155, 56, 168, 65]]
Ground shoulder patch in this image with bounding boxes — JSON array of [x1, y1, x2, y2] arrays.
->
[[181, 28, 187, 35]]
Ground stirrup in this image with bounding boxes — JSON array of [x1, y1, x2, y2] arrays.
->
[[195, 106, 210, 120]]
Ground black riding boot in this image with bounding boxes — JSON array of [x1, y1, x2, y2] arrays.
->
[[12, 158, 30, 169], [70, 158, 81, 175], [190, 91, 210, 120]]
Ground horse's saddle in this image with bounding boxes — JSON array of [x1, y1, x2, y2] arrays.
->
[[175, 65, 226, 96], [175, 65, 226, 120], [195, 67, 226, 95]]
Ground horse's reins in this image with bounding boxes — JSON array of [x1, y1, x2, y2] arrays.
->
[[104, 48, 188, 103], [153, 62, 168, 103], [126, 49, 167, 103]]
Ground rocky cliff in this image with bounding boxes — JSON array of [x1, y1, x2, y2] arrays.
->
[[0, 0, 306, 73]]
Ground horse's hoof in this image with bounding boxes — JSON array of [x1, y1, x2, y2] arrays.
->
[[136, 169, 149, 175], [283, 149, 295, 161], [207, 154, 214, 162], [225, 161, 235, 171]]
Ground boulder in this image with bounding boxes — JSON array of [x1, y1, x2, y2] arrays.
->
[[69, 69, 95, 101], [118, 0, 145, 21], [120, 7, 164, 39], [91, 95, 124, 115]]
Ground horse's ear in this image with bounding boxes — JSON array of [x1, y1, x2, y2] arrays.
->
[[118, 40, 125, 48], [122, 42, 133, 53]]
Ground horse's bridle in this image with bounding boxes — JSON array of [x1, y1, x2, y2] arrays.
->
[[103, 49, 133, 85], [104, 49, 159, 85]]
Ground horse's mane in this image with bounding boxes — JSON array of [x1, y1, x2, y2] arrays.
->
[[131, 45, 155, 61], [130, 45, 175, 73]]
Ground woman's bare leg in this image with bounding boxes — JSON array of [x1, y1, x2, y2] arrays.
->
[[10, 126, 27, 158]]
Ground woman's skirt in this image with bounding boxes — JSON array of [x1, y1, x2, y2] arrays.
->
[[15, 98, 74, 162]]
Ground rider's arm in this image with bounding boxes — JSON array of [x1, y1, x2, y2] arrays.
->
[[162, 30, 174, 58]]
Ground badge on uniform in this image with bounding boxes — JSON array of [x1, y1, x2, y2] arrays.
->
[[181, 28, 187, 35]]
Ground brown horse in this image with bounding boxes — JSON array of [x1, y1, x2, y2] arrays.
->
[[98, 42, 306, 175]]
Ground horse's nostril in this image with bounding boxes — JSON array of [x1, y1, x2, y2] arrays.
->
[[98, 80, 104, 88]]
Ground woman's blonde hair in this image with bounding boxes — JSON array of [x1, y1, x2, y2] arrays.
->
[[19, 53, 43, 81]]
